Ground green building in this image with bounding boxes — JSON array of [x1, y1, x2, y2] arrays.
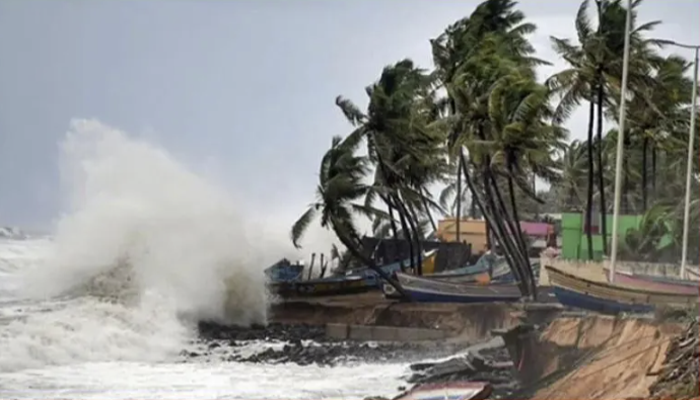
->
[[560, 213, 643, 261]]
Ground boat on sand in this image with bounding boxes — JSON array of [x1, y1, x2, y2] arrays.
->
[[546, 265, 699, 314], [395, 381, 492, 400], [384, 271, 522, 303], [604, 269, 699, 296]]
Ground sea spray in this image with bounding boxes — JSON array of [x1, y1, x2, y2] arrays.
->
[[2, 119, 292, 372]]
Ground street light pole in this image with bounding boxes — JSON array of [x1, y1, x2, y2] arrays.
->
[[674, 43, 700, 279], [608, 0, 633, 283]]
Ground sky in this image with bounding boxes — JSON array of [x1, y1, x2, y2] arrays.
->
[[0, 0, 698, 234]]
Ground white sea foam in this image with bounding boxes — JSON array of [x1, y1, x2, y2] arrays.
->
[[0, 119, 294, 372], [0, 119, 409, 399]]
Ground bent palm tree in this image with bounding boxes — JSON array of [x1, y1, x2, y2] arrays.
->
[[290, 135, 407, 297]]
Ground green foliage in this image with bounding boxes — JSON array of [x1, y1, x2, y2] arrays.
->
[[291, 0, 700, 286]]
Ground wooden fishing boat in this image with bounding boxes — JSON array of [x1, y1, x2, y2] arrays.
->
[[269, 274, 372, 297], [395, 381, 492, 400], [395, 269, 514, 288], [387, 272, 522, 303], [604, 269, 699, 296], [430, 260, 514, 283], [264, 259, 304, 283], [546, 265, 699, 314], [355, 257, 417, 287], [294, 275, 371, 296]]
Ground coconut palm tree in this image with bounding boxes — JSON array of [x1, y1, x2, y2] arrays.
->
[[335, 59, 448, 275], [547, 0, 663, 259], [558, 140, 588, 211], [431, 0, 552, 298], [617, 54, 695, 210], [290, 135, 407, 296], [430, 0, 547, 246]]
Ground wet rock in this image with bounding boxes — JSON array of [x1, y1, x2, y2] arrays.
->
[[198, 321, 327, 343], [402, 339, 522, 399]]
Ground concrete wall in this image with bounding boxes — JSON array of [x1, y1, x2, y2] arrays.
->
[[437, 218, 488, 253], [326, 323, 449, 342]]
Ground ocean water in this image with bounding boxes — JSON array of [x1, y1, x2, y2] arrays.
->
[[0, 120, 409, 399]]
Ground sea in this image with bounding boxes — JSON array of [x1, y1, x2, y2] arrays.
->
[[0, 119, 409, 400]]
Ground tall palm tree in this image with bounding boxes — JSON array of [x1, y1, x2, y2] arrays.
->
[[290, 135, 407, 296], [547, 0, 662, 259], [619, 55, 695, 209], [558, 140, 588, 211], [336, 59, 448, 275], [431, 0, 552, 298]]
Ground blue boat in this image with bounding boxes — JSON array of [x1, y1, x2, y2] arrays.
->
[[354, 257, 417, 288], [552, 285, 654, 314], [385, 271, 522, 303], [545, 265, 698, 314], [264, 259, 304, 282]]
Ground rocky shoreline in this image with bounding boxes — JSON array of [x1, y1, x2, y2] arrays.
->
[[194, 321, 466, 366], [194, 321, 523, 399]]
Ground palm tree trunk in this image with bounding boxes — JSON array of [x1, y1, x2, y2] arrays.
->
[[481, 164, 531, 296], [494, 171, 536, 298], [623, 135, 630, 213], [307, 253, 316, 280], [374, 147, 413, 273], [420, 187, 438, 234], [319, 254, 327, 278], [392, 196, 413, 273], [506, 169, 537, 297], [651, 145, 657, 200], [333, 228, 409, 299], [459, 150, 528, 296], [642, 137, 649, 211], [477, 124, 531, 296], [483, 172, 531, 297], [456, 157, 463, 242], [403, 199, 424, 276], [385, 199, 400, 240], [585, 98, 595, 260], [596, 83, 608, 255]]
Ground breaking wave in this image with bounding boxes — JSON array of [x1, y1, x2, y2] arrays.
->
[[0, 119, 290, 372]]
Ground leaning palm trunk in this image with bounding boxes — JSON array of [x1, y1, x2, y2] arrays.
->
[[394, 194, 423, 275], [459, 149, 531, 297], [333, 223, 409, 299], [385, 198, 400, 240], [406, 201, 425, 275], [595, 81, 608, 255], [584, 97, 596, 260], [392, 195, 413, 273], [456, 157, 463, 242], [420, 187, 438, 234], [642, 137, 648, 211], [483, 170, 533, 297], [506, 172, 537, 298]]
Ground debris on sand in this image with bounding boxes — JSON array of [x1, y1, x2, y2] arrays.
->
[[647, 317, 699, 400], [405, 339, 519, 399]]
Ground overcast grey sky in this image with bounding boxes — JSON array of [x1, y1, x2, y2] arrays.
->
[[0, 0, 698, 231]]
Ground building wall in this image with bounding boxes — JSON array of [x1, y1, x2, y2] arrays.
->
[[437, 218, 488, 253], [561, 213, 643, 261]]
